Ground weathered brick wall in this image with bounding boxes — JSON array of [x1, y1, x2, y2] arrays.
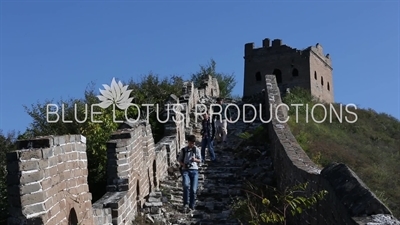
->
[[180, 75, 220, 128], [6, 135, 94, 225], [98, 122, 154, 224], [92, 121, 158, 225], [90, 120, 184, 225], [309, 44, 334, 103], [91, 75, 218, 225], [6, 75, 219, 225], [198, 74, 220, 98], [263, 74, 396, 224], [243, 38, 334, 103]]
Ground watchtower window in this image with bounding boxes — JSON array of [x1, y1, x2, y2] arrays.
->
[[314, 71, 317, 80], [272, 69, 282, 84], [256, 72, 261, 81], [292, 68, 299, 77], [327, 82, 330, 91], [321, 76, 324, 86]]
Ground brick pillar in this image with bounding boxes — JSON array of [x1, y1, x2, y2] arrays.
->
[[6, 135, 94, 225]]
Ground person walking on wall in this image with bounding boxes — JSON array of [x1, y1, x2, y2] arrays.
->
[[178, 135, 202, 212], [213, 97, 231, 145], [200, 112, 216, 163]]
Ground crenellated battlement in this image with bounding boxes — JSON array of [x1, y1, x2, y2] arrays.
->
[[245, 38, 285, 51], [245, 38, 331, 65]]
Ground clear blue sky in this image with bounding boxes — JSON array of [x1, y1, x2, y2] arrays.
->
[[0, 0, 399, 134]]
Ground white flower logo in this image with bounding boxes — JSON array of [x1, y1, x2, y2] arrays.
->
[[97, 77, 133, 110]]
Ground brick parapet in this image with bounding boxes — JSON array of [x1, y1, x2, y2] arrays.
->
[[6, 135, 94, 225], [264, 74, 396, 224]]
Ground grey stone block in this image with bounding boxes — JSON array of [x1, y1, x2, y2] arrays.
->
[[20, 171, 44, 185], [21, 182, 42, 194], [41, 148, 54, 159], [18, 150, 43, 160], [21, 192, 45, 206], [22, 203, 45, 215], [55, 136, 65, 146], [54, 146, 65, 155]]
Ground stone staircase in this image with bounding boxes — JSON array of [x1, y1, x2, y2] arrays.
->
[[160, 145, 244, 224], [138, 120, 274, 225]]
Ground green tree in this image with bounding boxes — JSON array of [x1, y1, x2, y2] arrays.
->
[[0, 130, 18, 224], [126, 73, 184, 142], [20, 74, 184, 200], [191, 59, 237, 98], [128, 73, 183, 106], [21, 83, 138, 200]]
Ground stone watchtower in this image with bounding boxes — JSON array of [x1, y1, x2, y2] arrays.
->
[[243, 38, 334, 103]]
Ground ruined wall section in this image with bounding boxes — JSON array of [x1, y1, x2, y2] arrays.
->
[[198, 74, 220, 98], [163, 93, 185, 162], [180, 75, 220, 137], [180, 81, 195, 129], [307, 44, 334, 103], [92, 121, 158, 225], [6, 135, 94, 225], [263, 74, 398, 224], [92, 117, 183, 225], [91, 76, 219, 225]]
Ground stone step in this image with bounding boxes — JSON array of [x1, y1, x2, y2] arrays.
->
[[167, 189, 242, 199], [198, 189, 241, 197], [199, 182, 241, 188], [162, 175, 246, 182], [165, 183, 242, 194], [199, 166, 243, 170], [187, 221, 241, 225], [199, 169, 240, 174], [199, 184, 241, 192], [168, 219, 241, 225], [200, 183, 242, 189], [200, 169, 240, 179], [199, 173, 239, 179], [141, 123, 273, 225]]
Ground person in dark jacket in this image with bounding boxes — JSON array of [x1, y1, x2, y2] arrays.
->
[[212, 97, 231, 144], [200, 112, 216, 163]]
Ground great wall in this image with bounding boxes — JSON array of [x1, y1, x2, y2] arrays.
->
[[5, 73, 400, 224]]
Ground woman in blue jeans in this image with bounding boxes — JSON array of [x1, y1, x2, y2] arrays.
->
[[178, 135, 202, 211]]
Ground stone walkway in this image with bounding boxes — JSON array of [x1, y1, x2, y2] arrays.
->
[[139, 119, 274, 225]]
